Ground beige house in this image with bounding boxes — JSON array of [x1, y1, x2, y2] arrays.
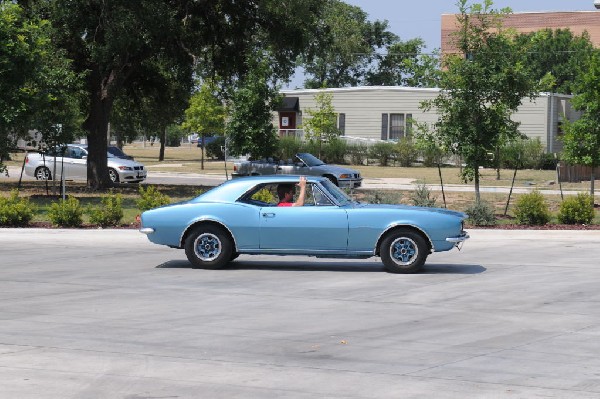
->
[[276, 86, 578, 153]]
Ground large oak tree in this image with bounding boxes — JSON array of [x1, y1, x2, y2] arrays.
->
[[26, 0, 322, 189]]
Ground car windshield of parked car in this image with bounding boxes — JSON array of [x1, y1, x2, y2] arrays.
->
[[321, 179, 353, 206], [297, 153, 325, 167], [108, 146, 126, 157]]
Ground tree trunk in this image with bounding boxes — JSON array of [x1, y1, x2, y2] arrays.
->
[[591, 168, 596, 197], [200, 135, 205, 170], [84, 96, 112, 190], [474, 163, 481, 203], [159, 127, 166, 161]]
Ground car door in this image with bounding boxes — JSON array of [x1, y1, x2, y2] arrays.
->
[[258, 184, 348, 252], [66, 146, 88, 179]]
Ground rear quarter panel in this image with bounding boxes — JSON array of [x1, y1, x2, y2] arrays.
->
[[141, 202, 261, 249]]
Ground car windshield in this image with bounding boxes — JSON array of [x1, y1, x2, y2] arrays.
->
[[297, 153, 325, 167], [108, 146, 126, 157], [321, 179, 353, 206]]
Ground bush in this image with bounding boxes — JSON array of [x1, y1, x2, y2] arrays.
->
[[395, 138, 417, 167], [361, 190, 401, 204], [321, 137, 347, 164], [48, 196, 83, 227], [410, 183, 437, 207], [346, 143, 369, 165], [252, 188, 275, 203], [88, 191, 124, 227], [465, 200, 497, 226], [0, 190, 36, 227], [369, 142, 395, 166], [557, 193, 595, 225], [277, 136, 302, 160], [500, 138, 545, 169], [136, 185, 171, 212], [514, 191, 551, 225]]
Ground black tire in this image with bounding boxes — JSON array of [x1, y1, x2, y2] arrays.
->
[[230, 252, 240, 261], [108, 168, 119, 183], [35, 167, 52, 180], [184, 225, 233, 269], [380, 229, 428, 274]]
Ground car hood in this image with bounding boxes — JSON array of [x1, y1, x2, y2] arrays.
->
[[353, 203, 467, 218], [315, 164, 360, 175], [107, 157, 144, 167]]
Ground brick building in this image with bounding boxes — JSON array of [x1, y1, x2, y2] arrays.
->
[[441, 11, 600, 55]]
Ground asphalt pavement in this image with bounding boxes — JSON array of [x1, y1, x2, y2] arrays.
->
[[1, 228, 600, 398]]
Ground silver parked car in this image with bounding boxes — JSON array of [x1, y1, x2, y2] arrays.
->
[[24, 144, 147, 183]]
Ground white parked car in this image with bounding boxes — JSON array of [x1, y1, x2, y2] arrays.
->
[[24, 144, 147, 183]]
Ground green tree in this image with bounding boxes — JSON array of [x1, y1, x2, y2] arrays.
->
[[303, 0, 396, 88], [561, 51, 600, 196], [182, 80, 226, 169], [515, 29, 594, 95], [421, 0, 537, 201], [225, 57, 280, 159], [366, 39, 441, 87], [0, 2, 81, 174], [302, 91, 339, 158], [27, 0, 323, 189]]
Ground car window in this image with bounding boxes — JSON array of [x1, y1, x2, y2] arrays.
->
[[69, 147, 86, 159], [240, 182, 335, 207]]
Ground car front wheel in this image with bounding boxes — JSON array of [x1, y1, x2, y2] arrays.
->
[[35, 167, 52, 180], [380, 229, 428, 274], [108, 168, 119, 183], [184, 225, 233, 269]]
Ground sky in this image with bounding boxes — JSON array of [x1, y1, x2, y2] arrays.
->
[[285, 0, 598, 88]]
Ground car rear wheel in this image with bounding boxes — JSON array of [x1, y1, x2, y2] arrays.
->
[[184, 225, 233, 269], [35, 167, 52, 180], [108, 168, 119, 183], [380, 229, 428, 274]]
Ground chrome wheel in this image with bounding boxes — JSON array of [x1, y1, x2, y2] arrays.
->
[[109, 168, 119, 183], [390, 237, 418, 265], [193, 233, 222, 261], [35, 167, 51, 180]]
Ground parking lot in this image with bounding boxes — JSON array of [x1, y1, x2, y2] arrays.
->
[[1, 228, 600, 398]]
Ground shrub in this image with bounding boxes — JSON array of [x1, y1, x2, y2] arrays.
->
[[514, 191, 551, 225], [48, 196, 83, 227], [465, 200, 497, 226], [361, 190, 401, 204], [252, 188, 275, 203], [136, 185, 171, 212], [557, 193, 595, 225], [368, 142, 395, 166], [321, 137, 347, 164], [0, 190, 36, 227], [277, 136, 302, 160], [88, 191, 124, 227], [395, 138, 417, 167], [500, 137, 545, 169], [346, 143, 369, 165], [205, 136, 226, 159], [410, 183, 437, 207]]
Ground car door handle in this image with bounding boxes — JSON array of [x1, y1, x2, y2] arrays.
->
[[262, 212, 275, 218]]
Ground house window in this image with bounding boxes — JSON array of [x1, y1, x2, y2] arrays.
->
[[337, 113, 346, 135], [381, 113, 412, 140]]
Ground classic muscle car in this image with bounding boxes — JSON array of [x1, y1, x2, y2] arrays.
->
[[140, 175, 469, 273]]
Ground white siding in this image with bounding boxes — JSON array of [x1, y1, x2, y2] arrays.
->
[[278, 87, 576, 152]]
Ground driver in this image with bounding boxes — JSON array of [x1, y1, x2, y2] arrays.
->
[[277, 176, 307, 207]]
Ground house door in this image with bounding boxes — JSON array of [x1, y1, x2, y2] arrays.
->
[[279, 112, 296, 136]]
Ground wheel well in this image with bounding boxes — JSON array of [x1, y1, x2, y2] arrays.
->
[[375, 225, 432, 256], [323, 174, 337, 184], [180, 220, 236, 250]]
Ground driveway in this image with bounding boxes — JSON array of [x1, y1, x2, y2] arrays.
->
[[1, 228, 600, 398]]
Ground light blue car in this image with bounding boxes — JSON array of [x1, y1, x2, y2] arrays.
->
[[140, 175, 469, 273]]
